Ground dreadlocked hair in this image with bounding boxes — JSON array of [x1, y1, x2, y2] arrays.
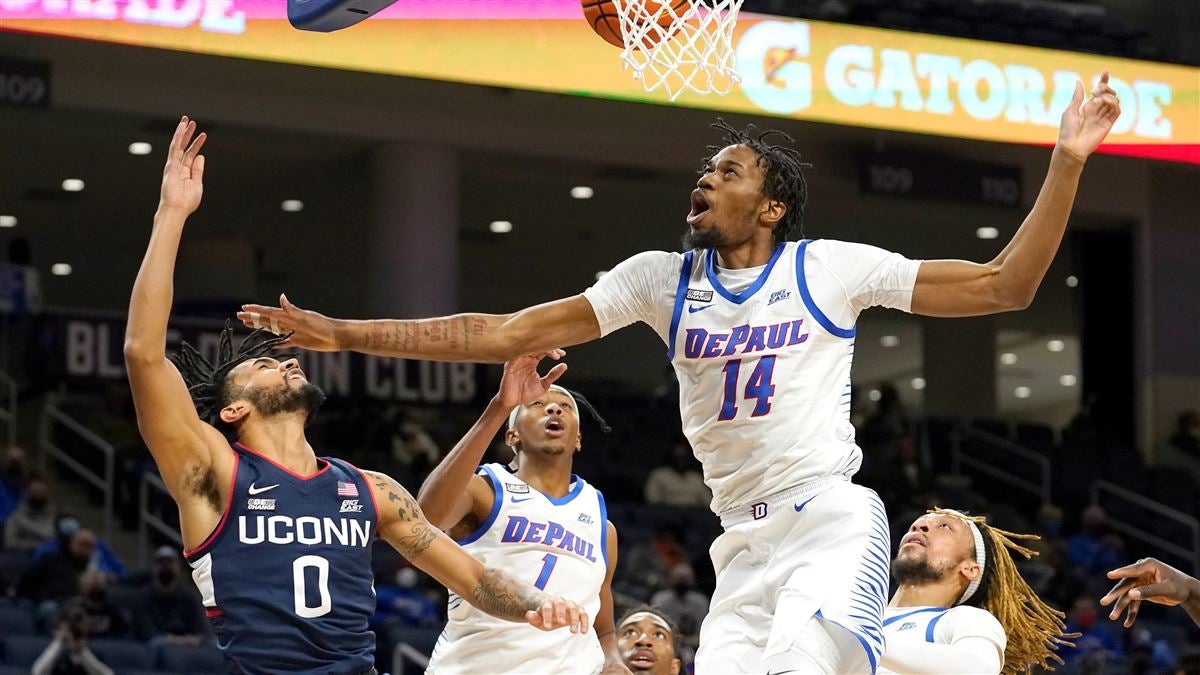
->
[[706, 118, 812, 244], [558, 387, 612, 434], [170, 322, 292, 432], [931, 508, 1077, 674]]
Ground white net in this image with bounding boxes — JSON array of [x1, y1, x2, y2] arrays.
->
[[612, 0, 744, 101]]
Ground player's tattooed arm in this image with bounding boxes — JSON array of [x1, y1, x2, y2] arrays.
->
[[363, 469, 589, 632], [238, 295, 600, 362]]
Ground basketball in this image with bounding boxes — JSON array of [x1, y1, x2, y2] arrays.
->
[[582, 0, 692, 49]]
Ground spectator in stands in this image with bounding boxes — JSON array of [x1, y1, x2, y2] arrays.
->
[[644, 439, 710, 508], [0, 444, 29, 522], [3, 473, 56, 552], [76, 569, 130, 639], [881, 434, 931, 510], [33, 517, 127, 579], [624, 528, 690, 593], [1067, 505, 1124, 576], [129, 546, 208, 645], [19, 527, 98, 609], [31, 599, 114, 675], [85, 383, 147, 529], [1060, 595, 1123, 664], [649, 564, 708, 654], [372, 566, 440, 629], [617, 604, 684, 675], [1101, 557, 1200, 629]]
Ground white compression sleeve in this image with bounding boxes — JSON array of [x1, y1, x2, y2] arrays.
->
[[880, 636, 1003, 675]]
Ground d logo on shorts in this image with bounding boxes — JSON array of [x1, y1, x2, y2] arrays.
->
[[751, 502, 768, 520]]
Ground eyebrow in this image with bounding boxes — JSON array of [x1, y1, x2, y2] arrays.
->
[[250, 357, 278, 367]]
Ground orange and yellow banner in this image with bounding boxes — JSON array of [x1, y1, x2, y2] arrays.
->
[[2, 1, 1196, 162]]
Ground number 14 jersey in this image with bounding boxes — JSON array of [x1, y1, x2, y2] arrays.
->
[[427, 464, 608, 675]]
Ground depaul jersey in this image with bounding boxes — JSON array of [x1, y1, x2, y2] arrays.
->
[[427, 463, 608, 675], [878, 605, 1006, 675], [584, 239, 920, 514], [184, 442, 377, 675]]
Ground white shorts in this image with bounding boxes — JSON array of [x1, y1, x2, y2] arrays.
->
[[695, 478, 889, 674]]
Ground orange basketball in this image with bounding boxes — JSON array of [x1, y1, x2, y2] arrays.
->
[[582, 0, 692, 49]]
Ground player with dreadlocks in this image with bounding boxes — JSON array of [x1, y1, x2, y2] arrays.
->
[[124, 117, 588, 674], [880, 509, 1076, 674], [419, 350, 628, 674], [242, 77, 1120, 671]]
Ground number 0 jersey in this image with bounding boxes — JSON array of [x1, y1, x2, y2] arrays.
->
[[584, 240, 921, 514], [183, 442, 378, 675], [427, 463, 608, 675]]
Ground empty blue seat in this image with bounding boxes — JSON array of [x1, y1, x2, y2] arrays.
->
[[3, 635, 51, 666], [0, 602, 34, 636], [157, 643, 227, 673], [90, 638, 155, 670]]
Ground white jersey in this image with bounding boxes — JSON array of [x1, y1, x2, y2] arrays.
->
[[427, 463, 608, 675], [878, 605, 1006, 675], [584, 239, 920, 514]]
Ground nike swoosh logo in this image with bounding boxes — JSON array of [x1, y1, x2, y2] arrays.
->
[[248, 483, 280, 495], [767, 671, 799, 675], [511, 496, 534, 503], [687, 304, 713, 313], [793, 495, 818, 513]]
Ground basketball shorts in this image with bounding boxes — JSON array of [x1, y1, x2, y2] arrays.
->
[[695, 477, 890, 674]]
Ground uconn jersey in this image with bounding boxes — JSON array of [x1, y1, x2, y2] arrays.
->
[[584, 239, 921, 514], [427, 464, 608, 675], [878, 606, 1006, 674], [184, 442, 377, 675]]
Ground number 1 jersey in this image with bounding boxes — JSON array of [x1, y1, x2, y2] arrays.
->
[[427, 463, 608, 675], [184, 442, 377, 675]]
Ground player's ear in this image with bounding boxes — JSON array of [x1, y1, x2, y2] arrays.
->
[[505, 429, 520, 448], [760, 198, 786, 227], [220, 402, 251, 425], [575, 431, 582, 453], [960, 559, 982, 583], [670, 657, 683, 675]]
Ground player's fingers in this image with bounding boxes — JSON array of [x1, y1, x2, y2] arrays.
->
[[1065, 80, 1084, 116], [525, 609, 542, 628], [241, 303, 282, 314], [1107, 560, 1151, 579], [542, 602, 555, 630], [192, 154, 205, 182], [169, 116, 187, 155], [184, 131, 207, 164], [1100, 577, 1134, 606], [555, 601, 567, 631], [1124, 599, 1141, 628], [579, 608, 589, 634], [280, 293, 295, 311], [1107, 585, 1137, 619], [1130, 582, 1176, 602], [542, 363, 569, 387]]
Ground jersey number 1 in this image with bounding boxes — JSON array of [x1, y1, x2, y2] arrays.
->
[[719, 356, 777, 421], [533, 553, 559, 591]]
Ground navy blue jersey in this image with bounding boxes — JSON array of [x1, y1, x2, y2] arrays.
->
[[183, 442, 378, 674]]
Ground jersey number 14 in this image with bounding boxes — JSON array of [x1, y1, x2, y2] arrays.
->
[[719, 356, 777, 421]]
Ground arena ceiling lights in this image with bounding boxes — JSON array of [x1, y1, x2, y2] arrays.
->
[[1, 0, 1196, 163]]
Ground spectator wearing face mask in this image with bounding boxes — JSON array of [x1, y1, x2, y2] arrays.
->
[[129, 546, 208, 646], [4, 473, 56, 552], [75, 570, 130, 639]]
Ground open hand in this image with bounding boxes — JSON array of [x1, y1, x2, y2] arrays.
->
[[1057, 71, 1121, 162], [159, 116, 207, 216], [238, 294, 337, 350], [1100, 557, 1198, 627], [525, 596, 589, 634], [497, 351, 568, 409]]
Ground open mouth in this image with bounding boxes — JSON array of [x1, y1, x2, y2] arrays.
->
[[687, 189, 711, 225], [629, 650, 656, 668], [544, 418, 566, 436], [900, 534, 927, 548]]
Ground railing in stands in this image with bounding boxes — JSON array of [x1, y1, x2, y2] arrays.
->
[[0, 369, 15, 447], [38, 396, 115, 540], [138, 472, 182, 568], [1092, 479, 1200, 576], [950, 423, 1052, 504], [392, 642, 431, 675]]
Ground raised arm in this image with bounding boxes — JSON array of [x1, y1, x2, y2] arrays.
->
[[365, 470, 588, 632], [418, 351, 568, 531], [124, 118, 226, 498], [910, 73, 1121, 317], [238, 294, 599, 363]]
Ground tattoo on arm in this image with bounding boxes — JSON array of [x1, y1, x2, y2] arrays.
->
[[471, 567, 546, 622], [394, 522, 437, 559], [368, 471, 436, 558]]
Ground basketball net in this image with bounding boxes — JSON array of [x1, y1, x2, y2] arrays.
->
[[613, 0, 743, 101]]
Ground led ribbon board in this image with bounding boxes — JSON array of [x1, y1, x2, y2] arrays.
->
[[2, 0, 1195, 162]]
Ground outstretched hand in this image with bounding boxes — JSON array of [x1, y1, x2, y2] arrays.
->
[[496, 351, 568, 409], [525, 595, 589, 634], [1057, 71, 1121, 163], [238, 294, 337, 350], [159, 116, 207, 216], [1100, 557, 1198, 628]]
